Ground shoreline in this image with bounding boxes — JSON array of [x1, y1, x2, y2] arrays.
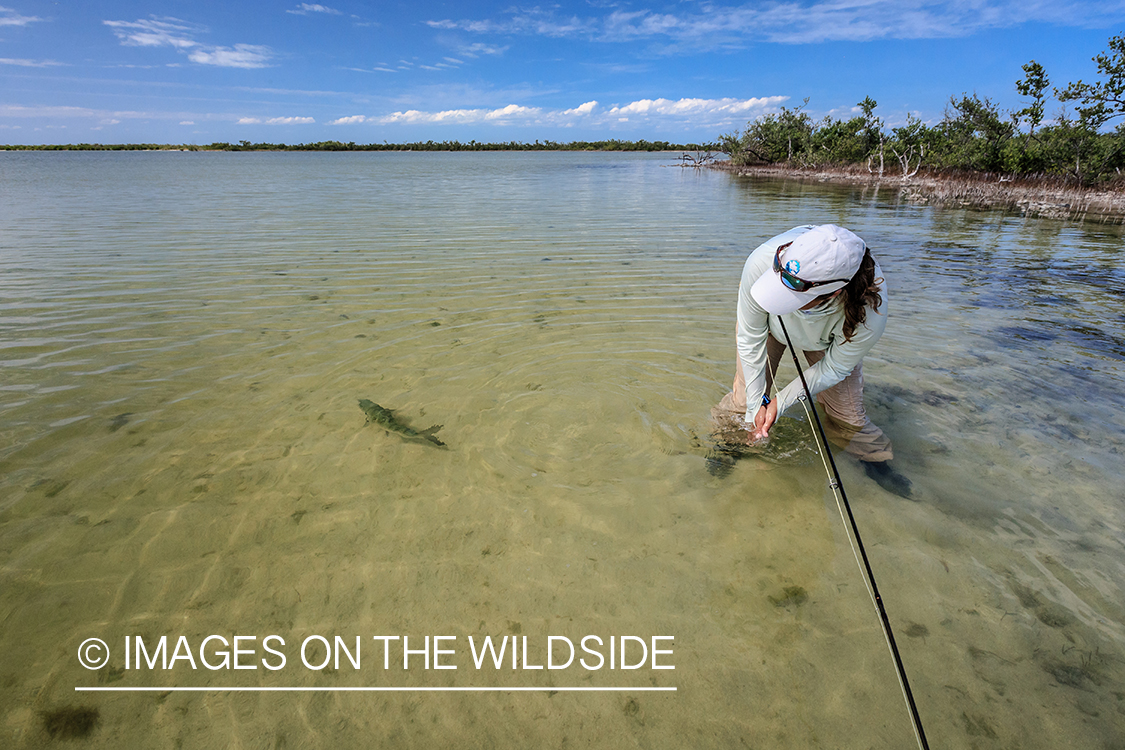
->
[[709, 162, 1125, 223]]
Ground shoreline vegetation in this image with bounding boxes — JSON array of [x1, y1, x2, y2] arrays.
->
[[713, 35, 1125, 223]]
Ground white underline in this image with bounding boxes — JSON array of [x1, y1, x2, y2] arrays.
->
[[76, 686, 676, 692]]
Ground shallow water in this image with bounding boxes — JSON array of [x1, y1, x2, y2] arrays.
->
[[1, 151, 1123, 747]]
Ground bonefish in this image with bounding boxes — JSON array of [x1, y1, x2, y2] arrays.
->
[[358, 399, 446, 447]]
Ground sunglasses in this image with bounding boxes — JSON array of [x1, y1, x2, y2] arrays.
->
[[773, 242, 854, 293]]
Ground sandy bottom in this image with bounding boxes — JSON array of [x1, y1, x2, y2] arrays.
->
[[2, 273, 1123, 749]]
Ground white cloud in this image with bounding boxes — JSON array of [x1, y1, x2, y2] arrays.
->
[[564, 101, 598, 116], [458, 42, 509, 58], [104, 16, 274, 68], [0, 6, 42, 26], [330, 115, 368, 124], [180, 120, 195, 125], [380, 104, 542, 125], [372, 55, 463, 73], [0, 57, 63, 67], [103, 17, 203, 49], [188, 44, 272, 68], [380, 108, 473, 124], [485, 104, 539, 120], [378, 96, 785, 128], [238, 116, 315, 125], [287, 4, 342, 15], [608, 97, 784, 116], [428, 7, 593, 37]]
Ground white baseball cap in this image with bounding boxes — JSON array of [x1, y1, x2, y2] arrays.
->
[[750, 224, 866, 314]]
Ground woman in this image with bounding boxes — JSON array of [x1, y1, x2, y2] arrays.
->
[[712, 224, 912, 497]]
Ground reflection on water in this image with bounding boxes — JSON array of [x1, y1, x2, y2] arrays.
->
[[1, 152, 1123, 748]]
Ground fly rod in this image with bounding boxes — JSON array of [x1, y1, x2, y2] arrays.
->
[[775, 315, 930, 750]]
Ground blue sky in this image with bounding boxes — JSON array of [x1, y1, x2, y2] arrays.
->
[[1, 1, 1123, 145]]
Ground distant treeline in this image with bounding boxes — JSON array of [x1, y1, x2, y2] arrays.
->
[[0, 139, 718, 153], [721, 34, 1125, 186]]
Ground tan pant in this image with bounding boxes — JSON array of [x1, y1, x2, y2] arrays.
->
[[712, 333, 893, 462]]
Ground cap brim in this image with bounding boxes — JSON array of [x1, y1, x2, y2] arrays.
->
[[750, 271, 822, 314]]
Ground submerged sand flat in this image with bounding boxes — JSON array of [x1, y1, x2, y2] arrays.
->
[[0, 151, 1123, 748]]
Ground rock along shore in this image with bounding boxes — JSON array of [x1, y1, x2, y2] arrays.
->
[[708, 162, 1125, 224]]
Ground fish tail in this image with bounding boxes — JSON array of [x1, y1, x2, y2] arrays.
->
[[420, 424, 446, 446]]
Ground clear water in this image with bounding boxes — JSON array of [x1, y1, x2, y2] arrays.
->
[[1, 151, 1123, 747]]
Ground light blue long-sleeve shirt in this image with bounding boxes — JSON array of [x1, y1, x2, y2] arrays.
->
[[736, 226, 887, 420]]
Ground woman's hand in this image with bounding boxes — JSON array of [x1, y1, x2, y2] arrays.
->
[[751, 401, 778, 441]]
